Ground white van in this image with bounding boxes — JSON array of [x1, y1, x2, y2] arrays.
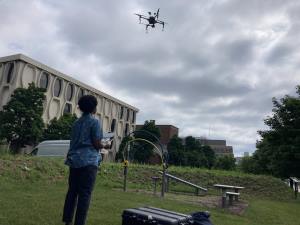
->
[[31, 132, 114, 157], [32, 140, 70, 157]]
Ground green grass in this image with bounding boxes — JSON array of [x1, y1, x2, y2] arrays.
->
[[0, 156, 299, 225]]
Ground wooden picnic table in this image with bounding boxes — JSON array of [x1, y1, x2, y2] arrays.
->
[[214, 184, 245, 207], [289, 177, 299, 199], [214, 184, 244, 194]]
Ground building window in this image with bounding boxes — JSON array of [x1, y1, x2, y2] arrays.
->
[[39, 72, 49, 89], [124, 123, 129, 136], [77, 88, 85, 103], [120, 106, 124, 119], [54, 79, 62, 97], [6, 63, 14, 83], [132, 111, 136, 123], [126, 109, 130, 121], [66, 83, 74, 101], [64, 103, 72, 114], [111, 119, 116, 132]]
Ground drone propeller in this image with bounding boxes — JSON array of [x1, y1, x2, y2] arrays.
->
[[156, 8, 160, 19]]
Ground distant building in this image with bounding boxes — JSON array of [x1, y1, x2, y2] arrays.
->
[[235, 152, 250, 165], [136, 123, 179, 146], [195, 137, 233, 156], [0, 54, 139, 160], [135, 123, 179, 164]]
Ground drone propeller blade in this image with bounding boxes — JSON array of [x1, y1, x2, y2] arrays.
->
[[156, 8, 160, 18]]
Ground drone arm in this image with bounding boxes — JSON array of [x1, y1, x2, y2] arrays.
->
[[156, 20, 166, 31], [134, 14, 148, 20], [157, 19, 167, 24]]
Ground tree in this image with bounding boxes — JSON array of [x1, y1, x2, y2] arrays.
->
[[202, 145, 216, 169], [167, 135, 185, 165], [43, 114, 77, 140], [167, 136, 214, 168], [239, 156, 257, 174], [214, 155, 236, 170], [132, 120, 161, 163], [0, 83, 45, 153], [115, 136, 133, 161], [254, 85, 300, 178]]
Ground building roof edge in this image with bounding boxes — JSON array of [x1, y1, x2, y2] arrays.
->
[[0, 53, 139, 112]]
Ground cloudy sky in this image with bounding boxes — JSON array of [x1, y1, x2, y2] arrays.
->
[[1, 0, 300, 156]]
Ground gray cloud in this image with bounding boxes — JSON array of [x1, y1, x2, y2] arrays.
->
[[1, 0, 300, 156]]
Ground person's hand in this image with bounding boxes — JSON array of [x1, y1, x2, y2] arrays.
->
[[101, 139, 112, 149]]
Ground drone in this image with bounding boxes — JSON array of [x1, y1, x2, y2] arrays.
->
[[134, 8, 167, 32]]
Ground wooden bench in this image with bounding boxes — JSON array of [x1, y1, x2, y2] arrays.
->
[[225, 192, 240, 207], [159, 171, 207, 195], [289, 177, 299, 199], [214, 184, 244, 208]]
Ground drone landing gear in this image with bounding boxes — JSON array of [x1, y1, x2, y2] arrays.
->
[[145, 24, 150, 33]]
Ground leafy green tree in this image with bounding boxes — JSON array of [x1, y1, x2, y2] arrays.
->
[[202, 145, 216, 169], [239, 156, 257, 173], [115, 136, 133, 161], [167, 135, 185, 165], [254, 85, 300, 178], [133, 120, 161, 163], [214, 155, 236, 170], [167, 136, 214, 168], [43, 114, 77, 140], [0, 83, 45, 153], [185, 136, 199, 150], [184, 149, 208, 168]]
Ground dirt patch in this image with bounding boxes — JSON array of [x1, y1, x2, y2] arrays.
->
[[114, 188, 248, 215]]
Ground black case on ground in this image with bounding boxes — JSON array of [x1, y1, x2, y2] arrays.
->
[[122, 206, 193, 225]]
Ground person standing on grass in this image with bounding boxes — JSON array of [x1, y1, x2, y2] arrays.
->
[[62, 95, 105, 225]]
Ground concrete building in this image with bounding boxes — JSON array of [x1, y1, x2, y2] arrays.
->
[[195, 137, 233, 156], [0, 54, 139, 160]]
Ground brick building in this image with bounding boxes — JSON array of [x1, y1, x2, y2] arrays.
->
[[135, 124, 179, 146]]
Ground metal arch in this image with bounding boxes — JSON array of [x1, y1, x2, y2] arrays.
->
[[121, 134, 168, 197], [125, 129, 167, 163], [122, 138, 163, 163]]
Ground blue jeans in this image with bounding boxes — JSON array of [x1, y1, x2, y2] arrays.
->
[[63, 165, 98, 225]]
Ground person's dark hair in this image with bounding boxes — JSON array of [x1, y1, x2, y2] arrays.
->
[[78, 95, 98, 113]]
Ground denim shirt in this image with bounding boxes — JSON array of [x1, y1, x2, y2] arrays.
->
[[65, 113, 103, 168]]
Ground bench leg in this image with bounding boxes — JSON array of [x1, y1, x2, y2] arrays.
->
[[295, 183, 298, 199], [166, 177, 169, 193], [222, 196, 226, 208], [153, 180, 157, 195], [289, 178, 294, 189], [234, 189, 239, 201], [229, 195, 233, 206], [195, 188, 199, 195]]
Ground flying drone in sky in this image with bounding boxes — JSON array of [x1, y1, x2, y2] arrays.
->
[[134, 8, 167, 32]]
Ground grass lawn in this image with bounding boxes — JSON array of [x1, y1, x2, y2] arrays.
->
[[0, 156, 299, 225]]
